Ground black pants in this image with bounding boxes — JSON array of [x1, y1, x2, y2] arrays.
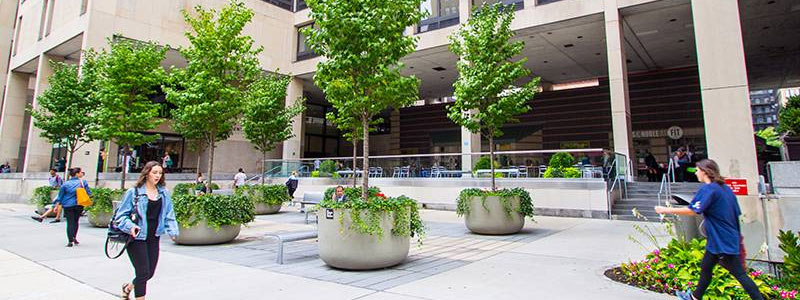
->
[[63, 206, 83, 243], [127, 238, 160, 298], [693, 251, 763, 300]]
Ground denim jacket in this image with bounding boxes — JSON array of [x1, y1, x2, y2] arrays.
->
[[54, 178, 92, 208], [113, 185, 179, 241]]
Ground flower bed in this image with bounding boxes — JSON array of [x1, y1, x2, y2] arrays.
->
[[606, 227, 799, 299]]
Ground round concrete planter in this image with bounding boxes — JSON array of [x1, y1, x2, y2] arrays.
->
[[174, 220, 241, 245], [318, 208, 410, 270], [464, 195, 524, 235], [88, 211, 113, 227], [254, 203, 282, 215]]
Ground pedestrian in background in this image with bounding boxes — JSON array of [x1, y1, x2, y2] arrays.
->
[[54, 167, 91, 247]]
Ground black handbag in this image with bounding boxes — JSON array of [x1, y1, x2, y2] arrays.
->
[[105, 188, 140, 259]]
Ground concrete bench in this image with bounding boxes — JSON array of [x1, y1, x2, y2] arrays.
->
[[300, 192, 324, 223], [266, 230, 318, 264]]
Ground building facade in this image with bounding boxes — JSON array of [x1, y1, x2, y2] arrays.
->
[[750, 89, 780, 132], [0, 0, 797, 199]]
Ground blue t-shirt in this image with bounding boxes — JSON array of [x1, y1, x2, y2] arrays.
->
[[689, 183, 742, 255]]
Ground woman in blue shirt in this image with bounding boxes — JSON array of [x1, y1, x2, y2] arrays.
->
[[54, 167, 92, 247], [113, 161, 179, 299], [655, 159, 763, 300]]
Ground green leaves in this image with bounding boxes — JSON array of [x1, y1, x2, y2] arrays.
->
[[235, 184, 291, 206], [89, 38, 166, 148], [305, 0, 424, 200], [778, 95, 800, 137], [172, 193, 255, 229], [778, 230, 800, 287], [455, 188, 535, 219], [448, 2, 538, 138], [31, 186, 56, 208], [241, 73, 305, 155], [85, 188, 124, 217]]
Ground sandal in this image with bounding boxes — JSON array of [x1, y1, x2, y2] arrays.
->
[[121, 283, 132, 299]]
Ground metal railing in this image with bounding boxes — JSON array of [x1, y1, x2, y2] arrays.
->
[[657, 158, 676, 207]]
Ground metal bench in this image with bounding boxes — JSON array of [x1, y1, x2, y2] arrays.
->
[[266, 230, 318, 264], [299, 192, 324, 223]]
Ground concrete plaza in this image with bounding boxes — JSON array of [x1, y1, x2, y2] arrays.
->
[[0, 203, 672, 300]]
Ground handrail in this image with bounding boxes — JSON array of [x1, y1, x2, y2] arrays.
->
[[657, 159, 677, 207], [264, 148, 607, 162], [606, 158, 624, 219]]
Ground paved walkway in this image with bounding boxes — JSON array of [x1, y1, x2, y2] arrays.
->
[[0, 203, 672, 300]]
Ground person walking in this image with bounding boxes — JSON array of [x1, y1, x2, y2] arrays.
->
[[285, 171, 299, 199], [233, 168, 247, 190], [655, 159, 763, 300], [53, 167, 91, 247], [114, 161, 179, 300], [645, 150, 659, 182]]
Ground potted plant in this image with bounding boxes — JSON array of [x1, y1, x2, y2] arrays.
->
[[172, 193, 255, 245], [317, 187, 425, 270], [236, 184, 290, 215], [447, 3, 539, 235], [542, 152, 581, 178], [86, 188, 124, 227], [456, 188, 534, 235], [31, 186, 57, 215]]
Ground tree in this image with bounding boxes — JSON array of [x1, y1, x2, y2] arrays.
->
[[90, 38, 167, 189], [166, 1, 263, 188], [776, 95, 799, 160], [304, 0, 424, 200], [447, 2, 540, 191], [28, 54, 100, 172], [241, 73, 305, 183]]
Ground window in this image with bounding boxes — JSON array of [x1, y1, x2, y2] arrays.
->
[[536, 0, 565, 4], [263, 0, 293, 11], [81, 0, 88, 15], [296, 0, 307, 10], [472, 0, 524, 11], [296, 23, 319, 61], [44, 0, 55, 37], [38, 0, 48, 40], [418, 0, 459, 34]]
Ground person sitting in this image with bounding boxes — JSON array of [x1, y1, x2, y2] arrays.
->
[[32, 169, 65, 223], [331, 186, 347, 203]]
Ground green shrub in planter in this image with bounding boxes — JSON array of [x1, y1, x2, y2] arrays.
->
[[173, 183, 195, 196], [542, 152, 581, 178], [320, 186, 425, 244], [548, 152, 575, 169], [236, 184, 290, 206], [85, 188, 124, 218], [778, 230, 800, 288], [31, 186, 55, 208], [474, 156, 499, 170], [456, 188, 534, 219], [173, 193, 255, 229], [190, 182, 219, 192], [320, 160, 337, 174], [311, 170, 320, 177]]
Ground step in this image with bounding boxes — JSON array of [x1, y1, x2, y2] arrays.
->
[[613, 200, 660, 206], [611, 214, 659, 222]]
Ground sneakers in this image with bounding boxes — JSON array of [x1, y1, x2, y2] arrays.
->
[[72, 240, 79, 245], [676, 289, 694, 300], [49, 219, 61, 223], [66, 242, 73, 247], [31, 216, 43, 223]]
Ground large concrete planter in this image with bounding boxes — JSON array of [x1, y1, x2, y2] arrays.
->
[[174, 220, 241, 245], [318, 208, 410, 270], [88, 211, 113, 228], [254, 203, 282, 215], [464, 195, 524, 235]]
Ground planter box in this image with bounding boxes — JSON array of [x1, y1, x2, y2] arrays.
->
[[318, 208, 410, 270], [174, 220, 241, 245], [88, 211, 113, 228], [464, 195, 524, 235], [254, 203, 282, 215]]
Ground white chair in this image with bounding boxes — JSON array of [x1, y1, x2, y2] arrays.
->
[[392, 167, 401, 178]]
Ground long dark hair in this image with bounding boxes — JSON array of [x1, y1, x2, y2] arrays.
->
[[136, 161, 166, 188], [696, 159, 725, 185]]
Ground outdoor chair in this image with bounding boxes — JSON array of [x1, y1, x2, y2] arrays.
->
[[517, 166, 528, 178], [392, 167, 401, 178], [400, 166, 411, 178], [538, 165, 547, 177]]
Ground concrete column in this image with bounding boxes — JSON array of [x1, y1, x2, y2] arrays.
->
[[603, 0, 633, 180], [282, 77, 304, 160], [22, 55, 62, 176], [461, 124, 480, 176], [459, 0, 470, 24], [691, 0, 761, 258], [0, 71, 31, 170]]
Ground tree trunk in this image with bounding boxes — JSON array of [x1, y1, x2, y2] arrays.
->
[[362, 117, 370, 201], [66, 146, 75, 180], [261, 151, 266, 184], [207, 138, 215, 191], [195, 143, 202, 175], [352, 138, 357, 188], [121, 144, 129, 190], [489, 133, 496, 191]]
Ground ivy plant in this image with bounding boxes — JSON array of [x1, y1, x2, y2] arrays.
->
[[31, 186, 55, 208], [456, 188, 534, 220], [85, 188, 124, 217], [319, 187, 425, 246], [172, 193, 255, 229], [173, 183, 195, 196], [236, 184, 290, 206]]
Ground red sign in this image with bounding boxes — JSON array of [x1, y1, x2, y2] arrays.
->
[[725, 178, 748, 196]]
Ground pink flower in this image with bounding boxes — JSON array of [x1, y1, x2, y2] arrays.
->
[[653, 249, 661, 256], [668, 264, 675, 269]]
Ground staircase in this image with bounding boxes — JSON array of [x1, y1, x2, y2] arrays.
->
[[611, 181, 703, 221]]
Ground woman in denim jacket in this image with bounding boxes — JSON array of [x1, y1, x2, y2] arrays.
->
[[113, 161, 179, 299]]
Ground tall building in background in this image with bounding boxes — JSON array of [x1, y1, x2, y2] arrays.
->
[[750, 89, 780, 132]]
